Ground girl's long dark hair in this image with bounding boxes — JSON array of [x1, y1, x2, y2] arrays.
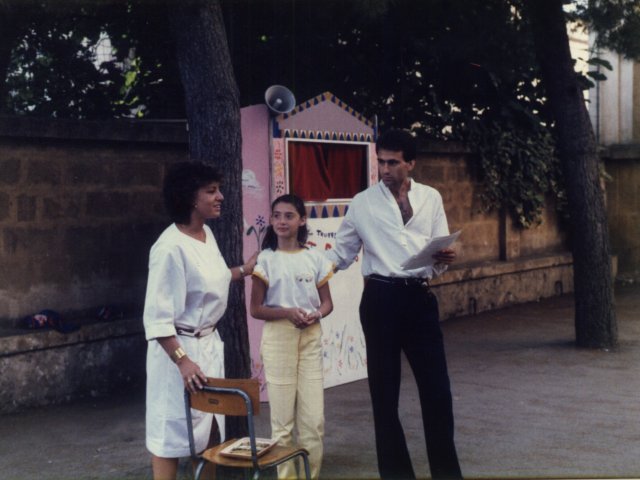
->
[[261, 194, 309, 251]]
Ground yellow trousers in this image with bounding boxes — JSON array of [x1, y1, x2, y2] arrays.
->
[[261, 319, 324, 479]]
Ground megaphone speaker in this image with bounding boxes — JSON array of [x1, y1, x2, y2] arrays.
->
[[265, 85, 296, 115]]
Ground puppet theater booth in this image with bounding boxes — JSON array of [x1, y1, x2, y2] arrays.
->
[[240, 88, 378, 399]]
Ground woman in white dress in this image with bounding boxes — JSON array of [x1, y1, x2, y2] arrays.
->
[[143, 162, 257, 480]]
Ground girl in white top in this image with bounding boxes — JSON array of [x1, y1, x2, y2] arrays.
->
[[250, 194, 334, 479], [143, 162, 256, 480]]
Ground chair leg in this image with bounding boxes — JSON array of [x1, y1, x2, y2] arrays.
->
[[193, 458, 207, 480], [301, 454, 311, 480]]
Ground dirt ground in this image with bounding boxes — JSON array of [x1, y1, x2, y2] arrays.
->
[[1, 285, 639, 479]]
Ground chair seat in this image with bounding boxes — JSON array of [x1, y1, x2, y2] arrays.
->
[[202, 438, 309, 470]]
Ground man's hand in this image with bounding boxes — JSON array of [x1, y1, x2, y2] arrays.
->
[[432, 248, 456, 265]]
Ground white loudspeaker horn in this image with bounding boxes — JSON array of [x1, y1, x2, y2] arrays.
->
[[264, 85, 296, 115]]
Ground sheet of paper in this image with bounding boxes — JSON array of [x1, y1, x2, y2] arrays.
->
[[400, 230, 462, 270]]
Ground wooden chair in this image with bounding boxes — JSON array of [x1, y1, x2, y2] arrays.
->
[[185, 377, 311, 480]]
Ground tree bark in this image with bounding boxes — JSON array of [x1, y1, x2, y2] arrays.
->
[[168, 0, 251, 435], [527, 0, 617, 348]]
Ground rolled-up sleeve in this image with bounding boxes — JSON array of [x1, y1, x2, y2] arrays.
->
[[143, 245, 186, 340], [325, 206, 362, 271], [315, 251, 334, 287]]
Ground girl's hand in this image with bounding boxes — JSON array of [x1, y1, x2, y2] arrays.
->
[[287, 308, 309, 328], [303, 310, 322, 325], [177, 357, 207, 394]]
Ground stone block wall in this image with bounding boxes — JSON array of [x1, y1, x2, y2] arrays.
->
[[603, 144, 640, 280], [0, 115, 575, 412], [0, 122, 571, 327], [414, 141, 569, 266], [414, 141, 572, 319], [0, 116, 188, 325]]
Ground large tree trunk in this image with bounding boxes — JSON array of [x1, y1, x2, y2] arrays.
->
[[527, 0, 617, 348], [168, 0, 251, 435]]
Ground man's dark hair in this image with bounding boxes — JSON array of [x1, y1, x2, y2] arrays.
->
[[375, 129, 417, 162], [163, 161, 223, 224]]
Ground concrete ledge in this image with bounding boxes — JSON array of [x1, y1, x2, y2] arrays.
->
[[433, 253, 574, 319], [0, 317, 143, 354], [0, 114, 187, 144], [435, 253, 573, 285], [601, 143, 640, 161], [0, 317, 145, 414], [0, 253, 575, 413]]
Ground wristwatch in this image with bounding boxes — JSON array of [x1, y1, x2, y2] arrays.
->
[[171, 346, 187, 363]]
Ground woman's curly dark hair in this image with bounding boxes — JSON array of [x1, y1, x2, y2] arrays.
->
[[163, 162, 223, 224], [261, 194, 309, 251]]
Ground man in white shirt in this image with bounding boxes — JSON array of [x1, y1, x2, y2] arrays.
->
[[327, 129, 462, 479]]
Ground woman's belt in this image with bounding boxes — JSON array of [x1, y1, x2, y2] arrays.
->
[[176, 324, 217, 338]]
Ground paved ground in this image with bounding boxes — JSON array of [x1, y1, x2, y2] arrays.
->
[[1, 285, 639, 480]]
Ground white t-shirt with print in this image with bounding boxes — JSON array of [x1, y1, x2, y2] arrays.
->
[[253, 248, 333, 313]]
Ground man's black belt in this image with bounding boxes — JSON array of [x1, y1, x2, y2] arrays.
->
[[367, 274, 429, 288]]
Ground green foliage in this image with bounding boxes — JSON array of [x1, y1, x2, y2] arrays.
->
[[0, 0, 577, 227], [467, 119, 565, 228], [332, 0, 567, 227], [219, 1, 570, 229], [2, 1, 182, 119], [572, 0, 640, 60], [5, 8, 119, 117]]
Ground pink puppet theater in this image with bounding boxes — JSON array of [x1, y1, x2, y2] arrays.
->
[[240, 88, 378, 399]]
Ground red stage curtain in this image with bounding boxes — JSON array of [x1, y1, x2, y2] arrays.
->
[[326, 144, 366, 198], [288, 142, 367, 201], [289, 142, 332, 201]]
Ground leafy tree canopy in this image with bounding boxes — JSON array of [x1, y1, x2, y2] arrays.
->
[[1, 0, 638, 226], [572, 0, 640, 59]]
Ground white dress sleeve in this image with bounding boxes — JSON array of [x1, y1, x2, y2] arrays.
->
[[143, 245, 186, 340]]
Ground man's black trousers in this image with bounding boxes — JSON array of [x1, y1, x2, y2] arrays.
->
[[359, 278, 462, 480]]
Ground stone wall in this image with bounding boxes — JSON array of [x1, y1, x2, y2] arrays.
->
[[414, 141, 569, 264], [603, 144, 640, 280], [0, 317, 145, 412], [0, 116, 188, 413], [0, 115, 574, 412], [0, 115, 188, 324], [413, 141, 572, 319], [0, 122, 571, 326]]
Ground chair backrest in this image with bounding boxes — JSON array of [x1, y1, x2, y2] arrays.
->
[[188, 377, 260, 416]]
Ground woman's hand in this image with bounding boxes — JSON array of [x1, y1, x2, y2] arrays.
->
[[244, 251, 258, 274], [177, 357, 207, 394], [232, 251, 259, 281]]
